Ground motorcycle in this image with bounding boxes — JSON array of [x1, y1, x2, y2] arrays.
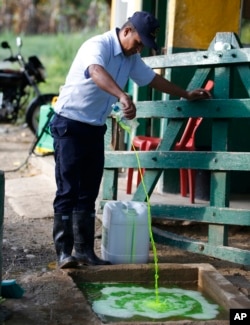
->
[[0, 36, 57, 135]]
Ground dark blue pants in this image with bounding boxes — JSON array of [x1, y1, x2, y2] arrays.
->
[[50, 114, 107, 214]]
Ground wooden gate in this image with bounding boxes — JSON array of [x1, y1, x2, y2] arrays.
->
[[101, 32, 250, 265]]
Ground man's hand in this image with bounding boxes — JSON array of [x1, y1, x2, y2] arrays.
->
[[186, 88, 212, 101], [186, 80, 214, 101], [119, 93, 137, 120]]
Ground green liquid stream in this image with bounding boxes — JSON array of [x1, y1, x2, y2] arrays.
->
[[133, 143, 160, 301]]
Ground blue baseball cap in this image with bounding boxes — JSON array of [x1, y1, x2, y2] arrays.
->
[[128, 11, 160, 50]]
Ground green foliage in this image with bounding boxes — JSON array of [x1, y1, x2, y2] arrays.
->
[[40, 28, 105, 93], [29, 33, 85, 93], [241, 19, 250, 45], [0, 0, 110, 34], [40, 30, 103, 93]]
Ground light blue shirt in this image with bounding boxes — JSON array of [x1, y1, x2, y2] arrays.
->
[[54, 28, 155, 125]]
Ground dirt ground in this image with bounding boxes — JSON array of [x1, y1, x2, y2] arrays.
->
[[0, 124, 250, 324]]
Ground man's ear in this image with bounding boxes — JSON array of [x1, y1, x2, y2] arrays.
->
[[123, 26, 132, 37]]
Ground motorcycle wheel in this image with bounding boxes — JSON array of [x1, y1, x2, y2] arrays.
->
[[26, 94, 57, 135]]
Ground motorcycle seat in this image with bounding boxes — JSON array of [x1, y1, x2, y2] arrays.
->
[[0, 69, 21, 74]]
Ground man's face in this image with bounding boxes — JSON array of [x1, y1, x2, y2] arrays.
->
[[121, 27, 144, 56]]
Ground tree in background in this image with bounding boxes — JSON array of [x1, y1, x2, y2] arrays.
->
[[0, 0, 110, 34]]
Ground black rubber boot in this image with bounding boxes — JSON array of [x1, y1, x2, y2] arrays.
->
[[53, 213, 78, 269], [73, 211, 111, 265]]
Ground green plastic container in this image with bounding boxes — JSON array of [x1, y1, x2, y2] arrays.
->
[[35, 104, 54, 154], [1, 279, 24, 298]]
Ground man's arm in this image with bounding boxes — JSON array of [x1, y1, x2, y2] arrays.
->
[[88, 64, 136, 119], [148, 74, 212, 100]]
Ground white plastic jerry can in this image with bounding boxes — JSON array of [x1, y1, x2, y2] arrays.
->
[[101, 201, 150, 264]]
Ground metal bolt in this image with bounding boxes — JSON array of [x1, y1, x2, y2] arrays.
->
[[198, 244, 204, 251]]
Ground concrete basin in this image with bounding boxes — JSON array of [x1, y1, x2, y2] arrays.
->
[[68, 263, 250, 324]]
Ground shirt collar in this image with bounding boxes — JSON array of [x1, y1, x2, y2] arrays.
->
[[112, 28, 124, 57]]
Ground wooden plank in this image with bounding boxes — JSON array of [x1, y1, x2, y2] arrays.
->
[[142, 48, 250, 69], [237, 65, 250, 96], [98, 201, 250, 227], [152, 227, 250, 265], [150, 204, 250, 226], [183, 68, 211, 90], [101, 169, 118, 201], [104, 117, 113, 150], [209, 67, 230, 246], [128, 98, 250, 119], [207, 32, 242, 51], [104, 151, 250, 171]]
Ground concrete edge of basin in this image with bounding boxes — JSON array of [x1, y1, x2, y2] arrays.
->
[[198, 263, 250, 309]]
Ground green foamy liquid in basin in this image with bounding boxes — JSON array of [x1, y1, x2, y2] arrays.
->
[[87, 285, 220, 321]]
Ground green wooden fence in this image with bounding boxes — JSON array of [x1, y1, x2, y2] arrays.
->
[[100, 32, 250, 265]]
